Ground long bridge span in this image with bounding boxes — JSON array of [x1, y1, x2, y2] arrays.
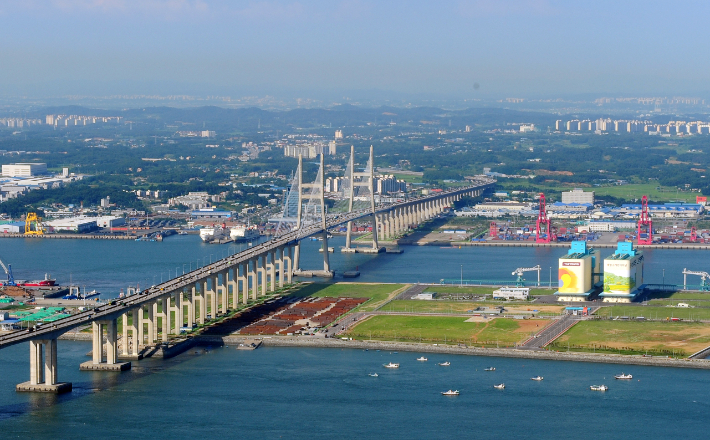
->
[[0, 176, 495, 392]]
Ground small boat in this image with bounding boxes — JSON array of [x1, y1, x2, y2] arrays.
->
[[614, 373, 633, 380], [383, 362, 400, 369], [417, 357, 428, 362], [484, 367, 496, 371], [590, 385, 608, 391], [368, 373, 378, 377], [494, 384, 505, 389], [531, 376, 544, 381], [438, 361, 450, 366], [441, 390, 460, 396]]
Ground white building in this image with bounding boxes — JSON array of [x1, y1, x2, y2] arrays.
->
[[2, 163, 47, 177], [492, 287, 529, 301], [561, 189, 594, 204], [44, 217, 97, 232]]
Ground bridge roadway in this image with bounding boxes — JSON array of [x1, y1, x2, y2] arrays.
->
[[0, 180, 495, 351]]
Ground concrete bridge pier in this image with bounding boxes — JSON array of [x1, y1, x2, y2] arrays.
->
[[268, 249, 276, 292], [239, 262, 248, 305], [17, 338, 72, 393], [81, 319, 131, 372]]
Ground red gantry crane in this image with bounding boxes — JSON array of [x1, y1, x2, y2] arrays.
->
[[535, 193, 556, 243], [637, 195, 653, 245]]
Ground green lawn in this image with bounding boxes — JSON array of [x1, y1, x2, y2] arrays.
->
[[598, 305, 710, 321], [291, 282, 406, 312], [648, 292, 710, 301], [552, 320, 710, 357], [346, 315, 547, 346], [499, 182, 699, 203]]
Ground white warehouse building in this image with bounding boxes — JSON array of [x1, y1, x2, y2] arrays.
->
[[2, 163, 48, 177]]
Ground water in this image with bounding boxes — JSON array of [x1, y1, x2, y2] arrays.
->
[[0, 343, 708, 438], [2, 236, 710, 436], [0, 235, 706, 295]]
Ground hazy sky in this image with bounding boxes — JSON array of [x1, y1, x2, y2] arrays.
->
[[1, 0, 709, 99]]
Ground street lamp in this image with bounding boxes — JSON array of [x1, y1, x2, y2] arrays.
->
[[549, 266, 552, 288], [663, 269, 665, 287], [460, 264, 463, 287], [183, 264, 186, 275]]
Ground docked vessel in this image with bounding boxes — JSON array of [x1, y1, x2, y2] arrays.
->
[[441, 390, 460, 396], [614, 373, 633, 380], [484, 367, 496, 371], [383, 362, 400, 369], [416, 357, 428, 362], [200, 224, 227, 242], [438, 362, 450, 366], [590, 385, 608, 391], [17, 274, 56, 287], [531, 376, 544, 381], [230, 226, 260, 242], [494, 384, 505, 389]]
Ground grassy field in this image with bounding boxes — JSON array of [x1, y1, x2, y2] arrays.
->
[[649, 292, 710, 301], [499, 182, 699, 203], [346, 315, 549, 346], [291, 282, 407, 312], [424, 286, 555, 296], [382, 300, 564, 315], [598, 305, 710, 321], [552, 320, 710, 356]]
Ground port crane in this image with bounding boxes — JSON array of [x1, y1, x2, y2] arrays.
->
[[682, 268, 710, 291], [0, 257, 16, 286], [512, 265, 541, 287]]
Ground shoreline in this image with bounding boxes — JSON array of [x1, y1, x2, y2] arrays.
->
[[196, 335, 710, 370], [54, 331, 710, 369]]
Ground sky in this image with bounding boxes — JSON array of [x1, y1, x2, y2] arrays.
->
[[1, 0, 709, 100]]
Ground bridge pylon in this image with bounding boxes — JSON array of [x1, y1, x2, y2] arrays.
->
[[341, 145, 383, 254], [293, 153, 333, 277]]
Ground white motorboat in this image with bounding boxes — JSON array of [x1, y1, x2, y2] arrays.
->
[[484, 367, 496, 371], [614, 373, 633, 380], [368, 373, 378, 377], [438, 361, 450, 366], [531, 376, 544, 381], [590, 385, 608, 391], [416, 357, 428, 362], [441, 390, 460, 396], [383, 362, 399, 369], [494, 384, 505, 389]]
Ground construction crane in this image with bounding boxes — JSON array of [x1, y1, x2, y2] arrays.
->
[[637, 195, 653, 245], [0, 256, 16, 286], [512, 265, 541, 287], [535, 193, 556, 243], [25, 212, 44, 235], [683, 268, 710, 291]]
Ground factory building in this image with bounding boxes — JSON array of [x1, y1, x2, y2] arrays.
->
[[561, 189, 594, 204], [555, 241, 601, 302], [1, 163, 48, 177], [601, 242, 644, 303]]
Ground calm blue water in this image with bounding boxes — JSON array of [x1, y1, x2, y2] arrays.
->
[[1, 236, 710, 437], [0, 342, 709, 439], [0, 235, 706, 295]]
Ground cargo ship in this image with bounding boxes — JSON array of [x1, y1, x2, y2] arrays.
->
[[200, 224, 227, 242], [230, 225, 260, 242], [17, 274, 57, 287]]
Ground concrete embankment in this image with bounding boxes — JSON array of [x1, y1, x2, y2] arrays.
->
[[56, 333, 710, 369], [208, 336, 710, 370]]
